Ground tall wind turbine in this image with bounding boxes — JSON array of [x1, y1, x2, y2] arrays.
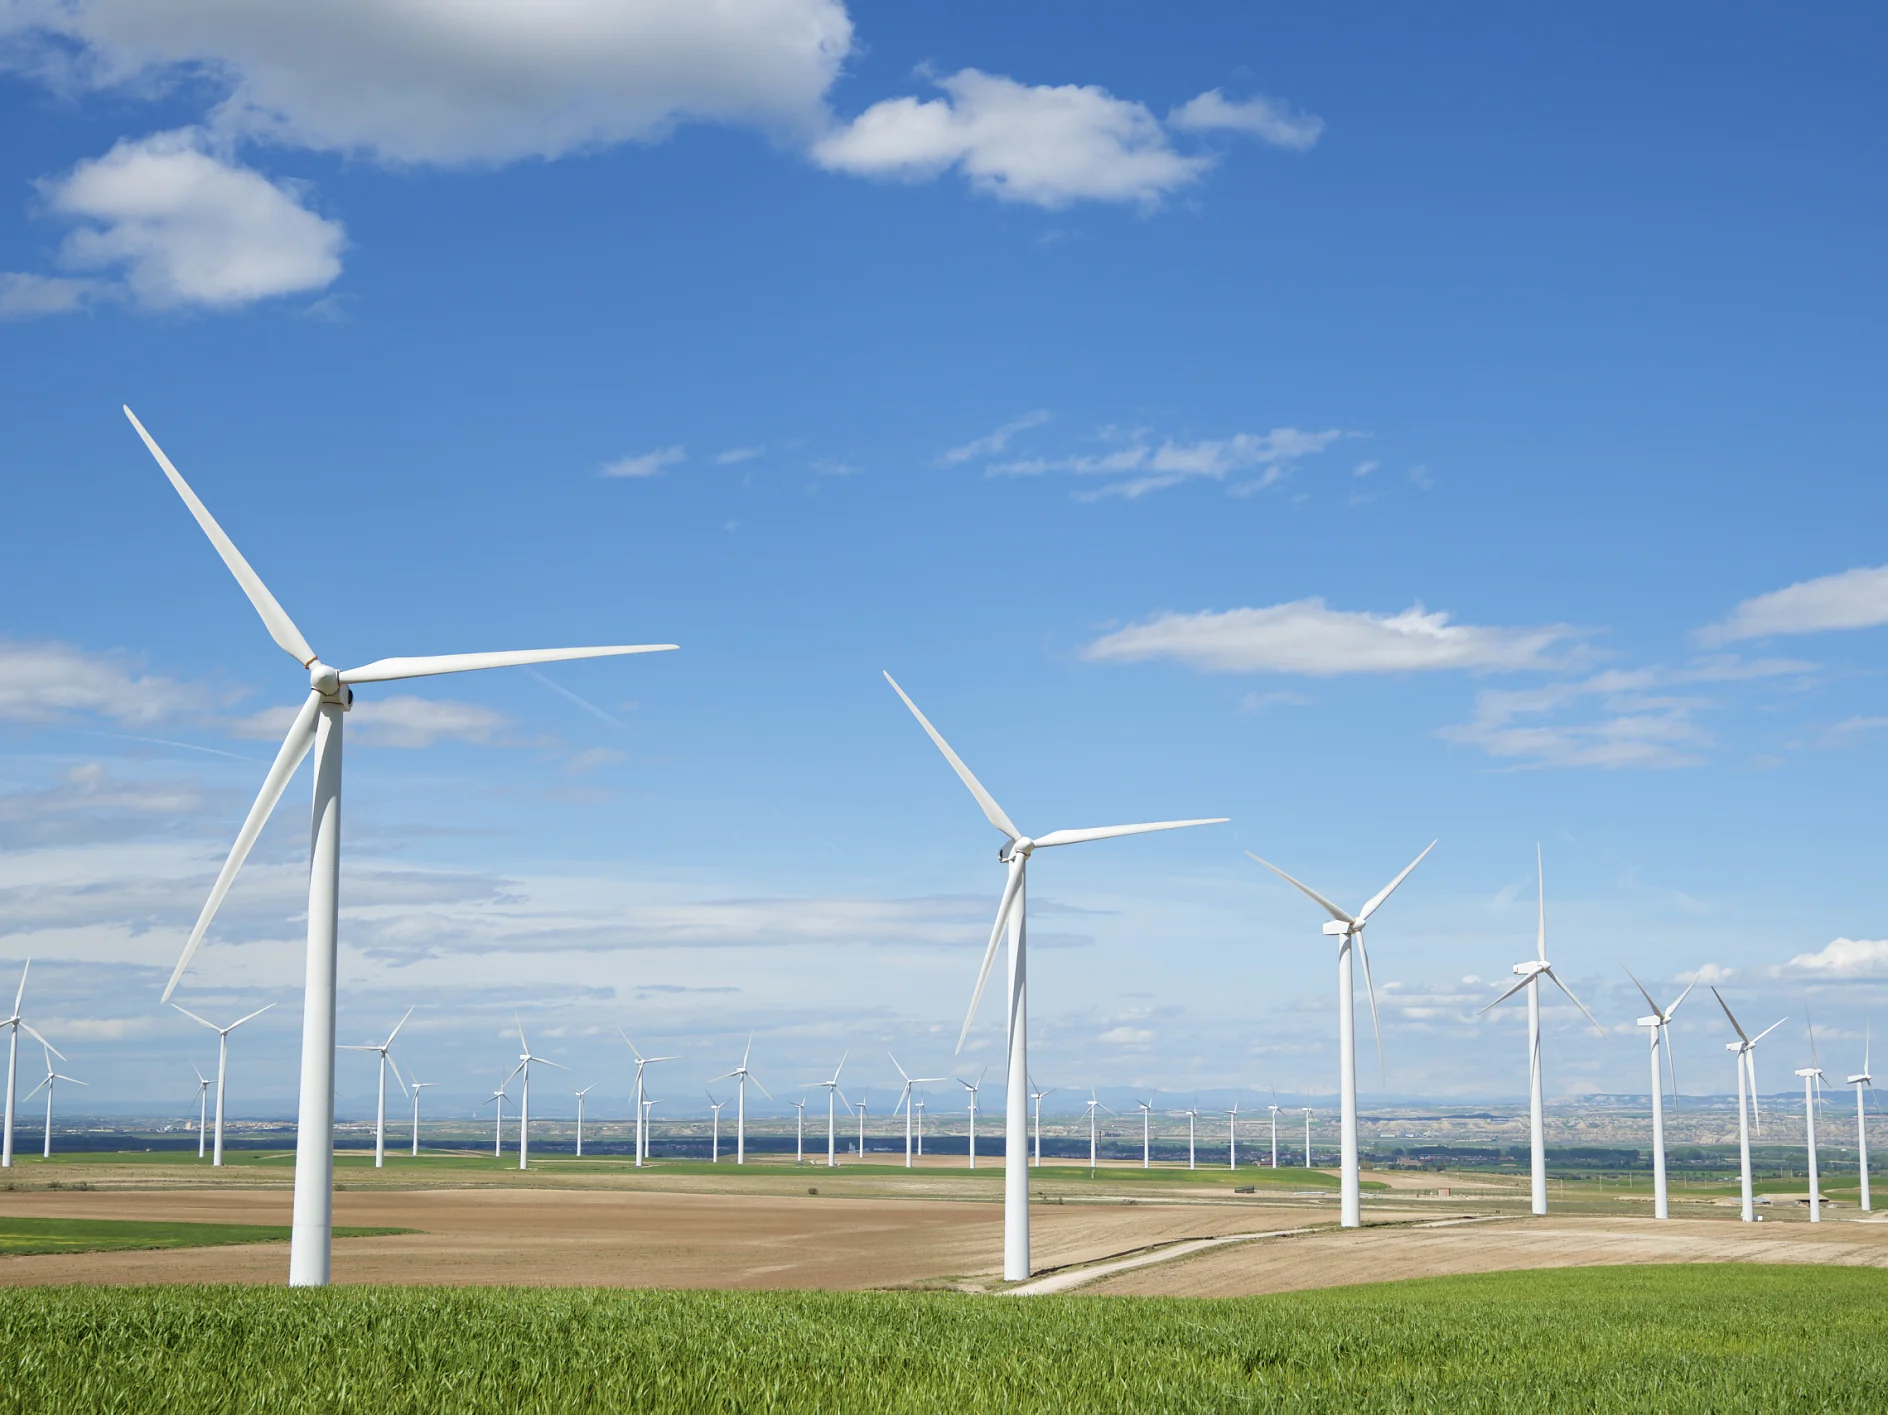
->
[[573, 1084, 595, 1158], [1176, 1103, 1199, 1170], [1480, 848, 1604, 1216], [1796, 1013, 1828, 1223], [961, 1068, 989, 1169], [890, 1054, 945, 1169], [408, 1079, 435, 1158], [791, 1096, 807, 1163], [1135, 1095, 1155, 1169], [1625, 969, 1692, 1220], [915, 1093, 928, 1158], [620, 1033, 676, 1169], [340, 1006, 412, 1168], [808, 1053, 848, 1169], [641, 1096, 658, 1158], [1084, 1090, 1113, 1172], [1302, 1107, 1312, 1167], [712, 1038, 772, 1166], [190, 1065, 212, 1159], [128, 407, 675, 1286], [505, 1019, 566, 1171], [2, 961, 56, 1169], [24, 1044, 85, 1159], [1029, 1079, 1054, 1166], [855, 1092, 868, 1158], [1226, 1097, 1241, 1170], [481, 1085, 508, 1159], [706, 1092, 727, 1163], [1714, 989, 1785, 1223], [1247, 842, 1434, 1228], [1850, 1025, 1874, 1213], [886, 672, 1225, 1279], [173, 1003, 273, 1167], [1267, 1097, 1280, 1169]]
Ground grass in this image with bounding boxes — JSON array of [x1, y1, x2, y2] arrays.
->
[[0, 1265, 1883, 1412], [0, 1218, 411, 1257]]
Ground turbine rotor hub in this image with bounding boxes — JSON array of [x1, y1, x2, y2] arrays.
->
[[999, 838, 1035, 863], [308, 661, 352, 707]]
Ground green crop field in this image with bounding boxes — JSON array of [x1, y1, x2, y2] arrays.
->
[[0, 1218, 411, 1256], [1, 1264, 1882, 1412]]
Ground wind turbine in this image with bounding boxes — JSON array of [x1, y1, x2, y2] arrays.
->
[[573, 1084, 595, 1158], [481, 1085, 508, 1159], [1480, 848, 1604, 1216], [24, 1044, 85, 1159], [1625, 968, 1693, 1220], [1249, 843, 1434, 1226], [3, 960, 57, 1169], [1302, 1107, 1313, 1167], [890, 1054, 945, 1169], [1084, 1091, 1112, 1172], [1714, 989, 1785, 1224], [1135, 1095, 1155, 1169], [620, 1033, 676, 1169], [1226, 1097, 1241, 1170], [1796, 1012, 1829, 1223], [1267, 1096, 1280, 1169], [505, 1019, 566, 1171], [886, 672, 1225, 1279], [712, 1037, 772, 1165], [961, 1068, 989, 1169], [1029, 1078, 1054, 1166], [1175, 1103, 1199, 1170], [173, 1003, 273, 1167], [791, 1096, 807, 1163], [641, 1096, 658, 1157], [127, 407, 675, 1286], [339, 1006, 412, 1169], [855, 1092, 868, 1159], [707, 1092, 727, 1163], [807, 1053, 848, 1169], [915, 1092, 927, 1158], [189, 1065, 212, 1159], [408, 1079, 435, 1158], [1850, 1025, 1874, 1213]]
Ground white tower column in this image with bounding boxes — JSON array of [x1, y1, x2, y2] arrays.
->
[[288, 705, 343, 1287], [1647, 1023, 1669, 1220], [1736, 1050, 1754, 1223], [213, 1032, 229, 1166], [1528, 975, 1547, 1215], [1858, 1085, 1872, 1213], [1338, 933, 1360, 1229], [374, 1055, 387, 1167], [3, 1025, 16, 1168], [1003, 874, 1030, 1281], [1803, 1073, 1821, 1223]]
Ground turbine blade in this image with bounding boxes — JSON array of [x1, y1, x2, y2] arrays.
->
[[339, 644, 676, 685], [1356, 934, 1386, 1086], [1665, 1023, 1680, 1098], [387, 1052, 409, 1099], [1622, 966, 1661, 1018], [1245, 853, 1353, 924], [1535, 843, 1546, 963], [1752, 1017, 1787, 1046], [883, 672, 1019, 840], [1711, 988, 1749, 1044], [1480, 972, 1535, 1013], [20, 1022, 63, 1060], [889, 1052, 911, 1083], [385, 1004, 415, 1050], [125, 407, 317, 666], [618, 1028, 645, 1063], [171, 1004, 222, 1035], [1543, 967, 1605, 1036], [162, 692, 321, 1003], [751, 1075, 774, 1101], [24, 1074, 50, 1101], [1356, 841, 1438, 924], [228, 1002, 275, 1032], [11, 959, 26, 1019], [1033, 818, 1228, 849], [1665, 981, 1696, 1019], [958, 857, 1025, 1054]]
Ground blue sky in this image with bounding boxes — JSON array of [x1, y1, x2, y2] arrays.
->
[[2, 2, 1886, 1124]]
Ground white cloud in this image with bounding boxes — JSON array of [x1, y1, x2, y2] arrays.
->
[[991, 425, 1346, 499], [939, 409, 1050, 465], [1700, 564, 1888, 644], [15, 130, 344, 311], [1678, 962, 1737, 985], [601, 445, 686, 479], [715, 446, 764, 465], [0, 639, 206, 724], [0, 271, 103, 317], [813, 69, 1213, 208], [1099, 1025, 1155, 1046], [4, 0, 854, 165], [233, 695, 510, 749], [1087, 599, 1586, 676], [1167, 89, 1323, 150], [1785, 938, 1888, 979], [1236, 689, 1314, 714]]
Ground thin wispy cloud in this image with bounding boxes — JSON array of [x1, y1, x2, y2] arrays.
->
[[988, 426, 1348, 499], [715, 446, 765, 465], [939, 410, 1051, 464], [1700, 563, 1888, 644], [601, 445, 686, 479]]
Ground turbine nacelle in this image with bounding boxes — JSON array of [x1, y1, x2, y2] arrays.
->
[[1510, 959, 1551, 979], [998, 838, 1035, 863]]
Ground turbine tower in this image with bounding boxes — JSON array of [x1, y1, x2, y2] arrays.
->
[[190, 1065, 212, 1159], [1849, 1026, 1874, 1213], [791, 1096, 807, 1163], [1267, 1099, 1280, 1169], [1176, 1103, 1198, 1170], [128, 407, 674, 1285], [1714, 989, 1784, 1223], [573, 1084, 595, 1158], [711, 1037, 771, 1165], [24, 1044, 85, 1159], [1135, 1095, 1155, 1169], [340, 1006, 413, 1168], [1226, 1097, 1240, 1170], [408, 1079, 435, 1158], [1029, 1078, 1054, 1166], [961, 1068, 989, 1169], [807, 1053, 848, 1169], [890, 1054, 945, 1168], [886, 672, 1225, 1279], [1480, 848, 1603, 1216], [620, 1033, 676, 1169], [481, 1085, 508, 1159], [1084, 1090, 1111, 1172], [173, 1003, 273, 1167], [504, 1019, 566, 1170], [1625, 969, 1693, 1220], [1247, 842, 1434, 1228], [1796, 1013, 1828, 1223], [706, 1092, 727, 1163], [3, 961, 56, 1169]]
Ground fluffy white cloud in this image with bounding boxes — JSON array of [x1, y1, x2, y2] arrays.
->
[[990, 426, 1345, 499], [1700, 564, 1888, 644], [601, 445, 687, 479], [1167, 89, 1323, 149], [1785, 938, 1888, 978], [814, 69, 1215, 208], [0, 638, 206, 724], [1087, 600, 1584, 676], [4, 0, 854, 164], [20, 130, 344, 310], [233, 695, 510, 749]]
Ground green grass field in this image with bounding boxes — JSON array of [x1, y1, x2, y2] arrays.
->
[[0, 1218, 410, 1256], [0, 1265, 1882, 1412]]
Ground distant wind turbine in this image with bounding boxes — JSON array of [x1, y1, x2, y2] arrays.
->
[[712, 1037, 771, 1165], [408, 1079, 435, 1158], [1714, 989, 1785, 1223], [886, 672, 1226, 1279], [961, 1068, 989, 1169], [1085, 1090, 1112, 1173], [855, 1092, 868, 1159], [481, 1085, 508, 1159], [620, 1033, 676, 1169], [1850, 1025, 1875, 1213], [1248, 842, 1435, 1227], [126, 406, 675, 1285], [3, 961, 57, 1169], [1267, 1096, 1280, 1169], [340, 1007, 413, 1169], [807, 1053, 849, 1169], [641, 1096, 658, 1157], [189, 1065, 212, 1159], [891, 1054, 945, 1168], [573, 1084, 595, 1158], [1302, 1107, 1312, 1167], [707, 1091, 728, 1163], [504, 1019, 566, 1170], [1029, 1079, 1054, 1166], [1796, 1012, 1829, 1223], [1174, 1103, 1199, 1170], [791, 1096, 807, 1163], [1625, 968, 1693, 1220], [1135, 1095, 1155, 1169], [24, 1044, 85, 1159], [173, 1003, 273, 1167]]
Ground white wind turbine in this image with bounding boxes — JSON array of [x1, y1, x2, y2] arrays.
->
[[1625, 968, 1693, 1220], [886, 672, 1226, 1278], [190, 1065, 212, 1159], [481, 1085, 508, 1159], [791, 1096, 807, 1163], [1302, 1107, 1312, 1167], [1248, 844, 1434, 1226], [408, 1079, 435, 1158], [1175, 1103, 1199, 1170], [340, 1006, 413, 1169], [1084, 1090, 1112, 1172], [173, 1003, 274, 1167], [712, 1037, 771, 1165], [807, 1052, 849, 1169], [573, 1084, 595, 1158], [855, 1092, 869, 1159], [1714, 989, 1785, 1224], [25, 1044, 85, 1159], [641, 1096, 658, 1157], [1480, 848, 1604, 1216], [620, 1033, 677, 1169], [1029, 1078, 1054, 1166], [707, 1091, 728, 1163], [127, 407, 675, 1286], [505, 1019, 567, 1171], [961, 1067, 989, 1169], [1226, 1097, 1241, 1170], [3, 960, 57, 1169], [891, 1054, 946, 1169], [915, 1092, 928, 1158], [1796, 1012, 1829, 1223], [1267, 1098, 1280, 1169], [1135, 1095, 1155, 1169], [1850, 1025, 1874, 1213]]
